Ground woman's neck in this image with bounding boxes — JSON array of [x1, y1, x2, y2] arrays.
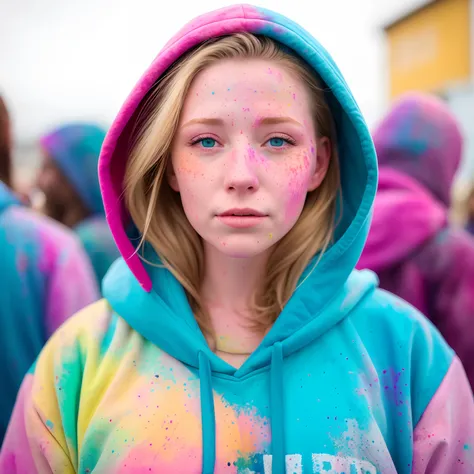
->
[[201, 243, 270, 367], [201, 243, 269, 311]]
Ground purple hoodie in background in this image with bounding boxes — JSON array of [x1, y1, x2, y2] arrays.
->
[[358, 92, 474, 388]]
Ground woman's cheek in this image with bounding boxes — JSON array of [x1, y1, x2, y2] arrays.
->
[[281, 152, 313, 223], [284, 178, 308, 223], [174, 151, 202, 179]]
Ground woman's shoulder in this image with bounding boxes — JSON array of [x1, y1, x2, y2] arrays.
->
[[37, 299, 138, 369], [348, 286, 457, 422], [352, 286, 454, 354]]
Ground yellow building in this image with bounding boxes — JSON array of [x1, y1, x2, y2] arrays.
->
[[385, 0, 472, 99]]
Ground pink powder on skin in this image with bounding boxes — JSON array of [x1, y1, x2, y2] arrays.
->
[[283, 151, 313, 223], [247, 145, 269, 171], [266, 67, 283, 83]]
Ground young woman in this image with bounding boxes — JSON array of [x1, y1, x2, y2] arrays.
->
[[1, 5, 472, 474]]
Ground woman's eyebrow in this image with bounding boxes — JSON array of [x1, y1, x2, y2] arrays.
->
[[182, 118, 224, 128]]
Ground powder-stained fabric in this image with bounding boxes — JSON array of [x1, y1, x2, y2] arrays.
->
[[358, 94, 474, 389], [0, 182, 99, 443]]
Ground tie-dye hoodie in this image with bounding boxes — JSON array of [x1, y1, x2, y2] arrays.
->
[[40, 124, 120, 287], [0, 182, 99, 443], [1, 6, 473, 474], [357, 93, 474, 389]]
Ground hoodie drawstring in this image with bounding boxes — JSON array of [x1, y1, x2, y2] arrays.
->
[[199, 351, 216, 474], [199, 346, 285, 474], [270, 342, 286, 474]]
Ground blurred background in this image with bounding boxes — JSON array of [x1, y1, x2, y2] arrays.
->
[[1, 0, 473, 209]]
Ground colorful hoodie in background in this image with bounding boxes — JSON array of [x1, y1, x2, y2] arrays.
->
[[0, 182, 99, 443], [357, 93, 474, 389], [1, 6, 473, 474], [40, 123, 120, 286]]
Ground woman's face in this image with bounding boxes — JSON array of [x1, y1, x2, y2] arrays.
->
[[170, 58, 331, 258]]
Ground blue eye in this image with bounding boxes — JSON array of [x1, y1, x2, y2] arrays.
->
[[268, 137, 286, 147], [199, 138, 216, 148]]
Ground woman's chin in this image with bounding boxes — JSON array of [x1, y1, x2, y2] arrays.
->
[[209, 235, 276, 259]]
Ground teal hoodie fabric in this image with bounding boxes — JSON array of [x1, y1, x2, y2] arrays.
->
[[1, 5, 472, 474]]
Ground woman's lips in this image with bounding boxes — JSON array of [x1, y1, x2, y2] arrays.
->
[[216, 215, 267, 228]]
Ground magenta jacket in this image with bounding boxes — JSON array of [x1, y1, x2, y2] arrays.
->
[[358, 93, 474, 388]]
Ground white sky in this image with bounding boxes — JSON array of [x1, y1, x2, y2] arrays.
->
[[0, 0, 428, 143]]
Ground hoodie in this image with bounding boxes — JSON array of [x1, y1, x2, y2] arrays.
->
[[358, 93, 474, 389], [1, 6, 473, 474], [0, 182, 99, 443], [40, 123, 120, 286]]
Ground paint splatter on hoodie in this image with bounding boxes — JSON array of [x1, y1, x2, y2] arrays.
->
[[358, 93, 474, 389], [1, 6, 473, 474], [0, 181, 99, 443]]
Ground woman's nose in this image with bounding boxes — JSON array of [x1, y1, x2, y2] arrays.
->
[[223, 148, 260, 193]]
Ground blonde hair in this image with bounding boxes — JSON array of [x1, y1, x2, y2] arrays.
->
[[125, 33, 340, 341]]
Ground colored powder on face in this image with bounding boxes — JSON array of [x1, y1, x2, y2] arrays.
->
[[46, 419, 54, 430], [268, 233, 273, 240], [247, 145, 268, 170], [211, 91, 215, 95], [285, 184, 305, 223], [283, 155, 312, 223], [266, 67, 283, 83], [252, 115, 262, 128]]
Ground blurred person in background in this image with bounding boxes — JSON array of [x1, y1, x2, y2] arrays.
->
[[464, 186, 474, 235], [0, 96, 100, 443], [0, 97, 31, 205], [37, 123, 120, 289], [358, 92, 474, 388], [0, 97, 12, 189]]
